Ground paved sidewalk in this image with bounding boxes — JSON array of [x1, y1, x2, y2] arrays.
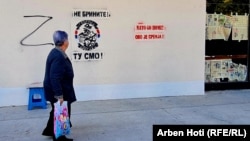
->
[[1, 89, 250, 141]]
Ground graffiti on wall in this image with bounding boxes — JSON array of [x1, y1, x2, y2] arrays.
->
[[20, 15, 54, 46], [134, 22, 166, 40]]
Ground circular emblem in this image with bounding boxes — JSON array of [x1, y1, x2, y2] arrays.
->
[[74, 20, 100, 51]]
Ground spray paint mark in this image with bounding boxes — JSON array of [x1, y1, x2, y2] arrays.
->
[[20, 15, 54, 46]]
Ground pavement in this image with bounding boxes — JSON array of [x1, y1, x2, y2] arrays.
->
[[1, 89, 250, 141]]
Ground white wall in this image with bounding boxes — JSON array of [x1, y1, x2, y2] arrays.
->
[[0, 0, 206, 107]]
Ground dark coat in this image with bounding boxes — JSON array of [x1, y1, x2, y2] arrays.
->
[[43, 48, 77, 104]]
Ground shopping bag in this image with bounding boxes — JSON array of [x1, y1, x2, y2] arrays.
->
[[54, 101, 71, 139]]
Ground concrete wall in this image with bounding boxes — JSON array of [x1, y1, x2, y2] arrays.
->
[[0, 0, 206, 107]]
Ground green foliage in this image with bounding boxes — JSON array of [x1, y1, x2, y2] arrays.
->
[[207, 0, 249, 14]]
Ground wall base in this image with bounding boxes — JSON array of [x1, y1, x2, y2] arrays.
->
[[0, 81, 204, 107]]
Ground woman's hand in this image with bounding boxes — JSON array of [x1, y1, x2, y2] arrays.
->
[[58, 98, 64, 105]]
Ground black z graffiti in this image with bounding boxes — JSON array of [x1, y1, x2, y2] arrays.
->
[[20, 15, 54, 46]]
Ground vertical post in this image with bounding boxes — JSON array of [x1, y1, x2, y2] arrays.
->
[[247, 0, 250, 82]]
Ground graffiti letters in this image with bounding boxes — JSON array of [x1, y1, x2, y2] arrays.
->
[[72, 52, 103, 61], [21, 15, 53, 46]]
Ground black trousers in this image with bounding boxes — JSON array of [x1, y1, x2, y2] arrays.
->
[[43, 102, 72, 135]]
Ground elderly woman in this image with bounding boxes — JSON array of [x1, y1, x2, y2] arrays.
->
[[42, 30, 76, 141]]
